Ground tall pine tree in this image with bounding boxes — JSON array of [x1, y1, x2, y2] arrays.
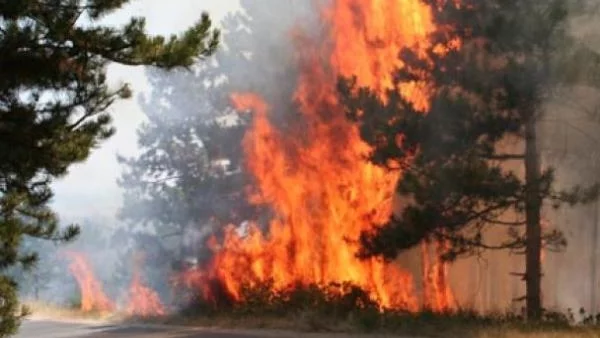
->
[[0, 1, 218, 335], [340, 1, 600, 319], [117, 0, 305, 280], [117, 9, 255, 271]]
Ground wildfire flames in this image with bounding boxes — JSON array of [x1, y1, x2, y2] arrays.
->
[[64, 251, 114, 312], [188, 0, 455, 311], [327, 0, 434, 107], [126, 254, 166, 317], [64, 0, 456, 314], [422, 241, 455, 311], [64, 251, 164, 316]]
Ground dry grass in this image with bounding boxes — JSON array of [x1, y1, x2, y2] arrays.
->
[[157, 281, 600, 337], [160, 314, 321, 331], [145, 316, 600, 338], [23, 301, 600, 338], [23, 300, 122, 323], [155, 312, 600, 338]]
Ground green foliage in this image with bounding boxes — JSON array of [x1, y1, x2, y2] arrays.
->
[[6, 237, 60, 302], [0, 0, 219, 335], [0, 276, 28, 337], [117, 113, 255, 248]]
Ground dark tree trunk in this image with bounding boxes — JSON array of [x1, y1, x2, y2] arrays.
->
[[591, 200, 599, 314], [180, 224, 188, 262], [525, 117, 542, 320]]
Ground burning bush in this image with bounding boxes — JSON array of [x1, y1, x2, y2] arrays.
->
[[177, 278, 395, 331], [236, 281, 380, 316], [174, 279, 588, 335]]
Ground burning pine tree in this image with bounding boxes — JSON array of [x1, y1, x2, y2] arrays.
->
[[341, 0, 600, 320], [179, 0, 456, 312]]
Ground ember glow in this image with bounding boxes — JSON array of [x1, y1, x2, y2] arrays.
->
[[192, 0, 455, 310]]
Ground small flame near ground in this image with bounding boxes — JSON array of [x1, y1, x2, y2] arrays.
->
[[126, 253, 166, 317], [183, 0, 456, 311], [63, 251, 114, 313], [63, 251, 164, 317]]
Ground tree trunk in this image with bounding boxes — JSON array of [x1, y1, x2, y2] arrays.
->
[[525, 117, 542, 320], [591, 199, 599, 314], [180, 223, 187, 262], [33, 273, 39, 301]]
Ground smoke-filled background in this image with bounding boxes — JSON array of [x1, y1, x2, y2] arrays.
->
[[13, 0, 600, 315], [17, 0, 315, 310]]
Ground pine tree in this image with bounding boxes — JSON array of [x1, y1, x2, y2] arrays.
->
[[117, 0, 302, 276], [117, 12, 253, 268], [0, 1, 218, 335], [339, 1, 600, 320]]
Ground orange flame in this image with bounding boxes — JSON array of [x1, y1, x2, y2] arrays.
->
[[126, 254, 166, 317], [421, 241, 455, 312], [63, 251, 114, 312], [64, 251, 165, 316], [193, 0, 456, 311], [541, 218, 550, 267], [327, 0, 435, 108]]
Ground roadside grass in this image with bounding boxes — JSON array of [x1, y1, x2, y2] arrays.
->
[[160, 310, 600, 338], [27, 282, 600, 337], [29, 301, 600, 338], [23, 300, 120, 322]]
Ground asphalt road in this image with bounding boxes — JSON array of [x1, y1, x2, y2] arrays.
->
[[14, 320, 280, 338]]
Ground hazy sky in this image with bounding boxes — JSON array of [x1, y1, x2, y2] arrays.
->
[[50, 1, 240, 224]]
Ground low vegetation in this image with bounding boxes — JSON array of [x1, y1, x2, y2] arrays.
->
[[149, 282, 600, 338], [24, 282, 600, 337]]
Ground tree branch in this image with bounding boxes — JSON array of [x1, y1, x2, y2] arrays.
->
[[481, 153, 526, 160], [481, 216, 526, 226]]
